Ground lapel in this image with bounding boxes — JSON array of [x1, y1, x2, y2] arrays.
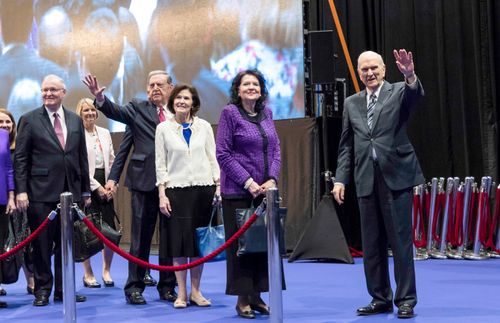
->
[[39, 107, 64, 151], [354, 90, 370, 132], [62, 107, 74, 148], [371, 81, 392, 131], [147, 101, 160, 125]]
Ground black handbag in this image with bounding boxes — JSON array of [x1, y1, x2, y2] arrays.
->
[[235, 205, 286, 257], [99, 210, 122, 246], [1, 214, 21, 284], [73, 212, 104, 263]]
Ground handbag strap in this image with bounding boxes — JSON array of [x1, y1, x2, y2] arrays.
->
[[208, 205, 223, 227]]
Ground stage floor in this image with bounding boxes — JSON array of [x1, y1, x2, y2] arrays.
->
[[0, 254, 499, 322]]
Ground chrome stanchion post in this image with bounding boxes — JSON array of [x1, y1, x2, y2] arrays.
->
[[432, 178, 454, 259], [60, 192, 76, 323], [266, 187, 283, 323], [450, 177, 474, 259], [464, 177, 490, 260]]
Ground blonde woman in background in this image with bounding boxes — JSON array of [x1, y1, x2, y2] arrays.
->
[[76, 99, 117, 288]]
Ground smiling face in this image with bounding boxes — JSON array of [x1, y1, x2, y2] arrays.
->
[[238, 74, 261, 103], [80, 102, 98, 128], [147, 74, 173, 106], [41, 76, 66, 111], [357, 52, 386, 92], [173, 89, 193, 118], [0, 112, 13, 134]]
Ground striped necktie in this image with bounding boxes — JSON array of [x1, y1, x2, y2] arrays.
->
[[367, 93, 377, 129]]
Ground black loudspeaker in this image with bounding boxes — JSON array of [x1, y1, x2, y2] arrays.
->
[[309, 30, 335, 84]]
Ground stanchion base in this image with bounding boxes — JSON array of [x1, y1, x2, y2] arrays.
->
[[487, 251, 500, 258], [446, 250, 464, 260], [463, 251, 489, 260], [414, 248, 429, 261], [429, 250, 447, 259]]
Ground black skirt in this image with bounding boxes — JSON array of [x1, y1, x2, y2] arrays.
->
[[164, 185, 215, 257], [222, 196, 270, 295], [89, 168, 116, 230]]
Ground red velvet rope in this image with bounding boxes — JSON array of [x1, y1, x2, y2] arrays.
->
[[449, 191, 464, 247], [485, 188, 500, 252], [478, 191, 491, 246], [467, 191, 477, 242], [83, 213, 259, 271], [0, 217, 52, 261], [412, 194, 426, 248], [431, 193, 445, 242]]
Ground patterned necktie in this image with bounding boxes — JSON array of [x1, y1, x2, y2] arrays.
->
[[158, 107, 166, 123], [367, 93, 377, 129], [53, 112, 65, 149]]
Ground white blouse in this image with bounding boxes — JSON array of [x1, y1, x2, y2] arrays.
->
[[155, 116, 220, 188]]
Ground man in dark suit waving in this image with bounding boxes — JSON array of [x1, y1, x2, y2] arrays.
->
[[83, 71, 177, 305], [15, 74, 91, 306], [332, 49, 424, 319]]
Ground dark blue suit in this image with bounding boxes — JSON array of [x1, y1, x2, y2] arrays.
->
[[97, 97, 175, 297], [335, 79, 424, 308], [14, 106, 90, 296]]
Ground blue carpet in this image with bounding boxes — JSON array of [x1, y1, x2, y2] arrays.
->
[[0, 254, 499, 322]]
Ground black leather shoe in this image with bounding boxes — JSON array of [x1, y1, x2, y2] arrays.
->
[[126, 291, 147, 305], [33, 294, 49, 306], [0, 300, 7, 308], [0, 288, 6, 296], [83, 278, 101, 288], [102, 278, 115, 287], [236, 305, 255, 319], [250, 303, 270, 315], [54, 292, 87, 302], [397, 304, 415, 319], [27, 286, 34, 295], [160, 290, 178, 302], [356, 302, 393, 316], [143, 273, 157, 286]]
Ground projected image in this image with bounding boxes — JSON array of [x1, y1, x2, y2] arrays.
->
[[0, 0, 304, 129]]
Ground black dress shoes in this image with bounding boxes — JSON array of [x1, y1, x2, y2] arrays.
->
[[0, 300, 7, 308], [27, 286, 35, 295], [83, 278, 101, 288], [53, 292, 87, 302], [126, 291, 147, 305], [143, 273, 157, 286], [356, 302, 393, 316], [33, 294, 49, 306], [397, 304, 415, 319], [236, 305, 256, 319], [0, 288, 6, 296], [160, 290, 178, 302]]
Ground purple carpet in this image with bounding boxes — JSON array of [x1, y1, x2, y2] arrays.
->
[[0, 254, 499, 322]]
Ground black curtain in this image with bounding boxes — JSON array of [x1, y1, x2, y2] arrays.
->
[[310, 0, 500, 248]]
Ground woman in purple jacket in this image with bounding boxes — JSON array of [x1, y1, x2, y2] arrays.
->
[[0, 128, 16, 308], [216, 69, 281, 319]]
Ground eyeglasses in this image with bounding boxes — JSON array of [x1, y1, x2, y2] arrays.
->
[[41, 88, 64, 94]]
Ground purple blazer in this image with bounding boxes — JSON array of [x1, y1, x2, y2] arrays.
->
[[0, 129, 14, 205], [216, 104, 281, 198]]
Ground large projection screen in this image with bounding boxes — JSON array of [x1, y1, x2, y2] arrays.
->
[[0, 0, 304, 130]]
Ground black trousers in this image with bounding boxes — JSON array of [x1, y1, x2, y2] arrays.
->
[[124, 189, 175, 296], [28, 201, 62, 296], [357, 161, 417, 307]]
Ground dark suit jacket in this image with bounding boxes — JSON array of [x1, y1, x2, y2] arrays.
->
[[14, 106, 90, 203], [335, 80, 425, 197], [108, 126, 133, 188], [97, 97, 159, 192]]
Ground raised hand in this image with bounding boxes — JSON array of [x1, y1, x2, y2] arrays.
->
[[393, 49, 415, 81], [82, 74, 106, 101]]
